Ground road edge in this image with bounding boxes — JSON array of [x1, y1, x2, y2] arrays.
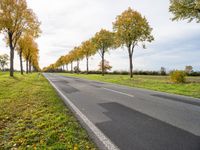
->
[[44, 74, 119, 150]]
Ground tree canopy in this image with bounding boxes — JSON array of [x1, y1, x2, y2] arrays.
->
[[169, 0, 200, 22]]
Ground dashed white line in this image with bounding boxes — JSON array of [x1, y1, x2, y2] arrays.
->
[[45, 74, 119, 150], [103, 88, 135, 98]]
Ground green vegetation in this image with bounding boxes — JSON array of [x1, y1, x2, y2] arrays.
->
[[0, 72, 96, 149], [60, 73, 200, 99], [169, 0, 200, 23], [170, 70, 186, 83]]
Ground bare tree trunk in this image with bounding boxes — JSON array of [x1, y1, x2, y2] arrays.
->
[[8, 32, 14, 77], [19, 51, 23, 75], [86, 57, 89, 74]]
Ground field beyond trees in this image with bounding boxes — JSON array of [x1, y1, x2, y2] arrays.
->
[[60, 73, 200, 99], [0, 72, 96, 149]]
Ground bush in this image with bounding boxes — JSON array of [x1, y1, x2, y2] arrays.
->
[[189, 71, 200, 76], [170, 70, 186, 83]]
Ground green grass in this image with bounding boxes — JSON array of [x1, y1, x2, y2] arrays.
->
[[0, 72, 96, 149], [59, 73, 200, 99]]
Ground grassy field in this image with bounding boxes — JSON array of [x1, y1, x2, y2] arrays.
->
[[60, 73, 200, 99], [0, 72, 96, 149]]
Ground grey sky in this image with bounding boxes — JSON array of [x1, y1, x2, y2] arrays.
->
[[0, 0, 199, 71]]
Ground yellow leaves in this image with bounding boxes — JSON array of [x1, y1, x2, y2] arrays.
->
[[18, 34, 39, 70], [81, 39, 96, 57], [113, 7, 154, 48], [0, 0, 40, 36], [169, 0, 200, 22], [92, 29, 114, 52], [73, 144, 78, 150]]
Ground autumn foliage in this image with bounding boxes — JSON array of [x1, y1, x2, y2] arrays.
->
[[170, 70, 186, 83], [0, 0, 41, 76], [44, 7, 154, 78]]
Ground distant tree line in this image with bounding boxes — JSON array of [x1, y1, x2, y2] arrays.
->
[[44, 65, 200, 76]]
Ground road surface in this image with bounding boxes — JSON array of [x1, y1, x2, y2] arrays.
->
[[44, 73, 200, 150]]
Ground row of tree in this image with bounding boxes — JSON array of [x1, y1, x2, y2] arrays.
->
[[0, 0, 41, 77], [0, 54, 9, 71], [44, 7, 154, 78], [44, 0, 200, 77]]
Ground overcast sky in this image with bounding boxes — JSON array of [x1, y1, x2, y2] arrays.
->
[[0, 0, 199, 71]]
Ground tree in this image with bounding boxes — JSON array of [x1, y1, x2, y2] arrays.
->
[[98, 60, 112, 73], [17, 34, 32, 75], [185, 65, 193, 74], [113, 7, 154, 78], [64, 55, 70, 71], [68, 50, 75, 73], [169, 0, 200, 22], [92, 29, 114, 76], [73, 46, 84, 74], [81, 40, 96, 74], [0, 0, 40, 76], [160, 67, 166, 75], [0, 54, 9, 71], [56, 56, 65, 71], [22, 36, 38, 74]]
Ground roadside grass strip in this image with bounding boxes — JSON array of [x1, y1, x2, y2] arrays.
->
[[0, 72, 96, 149]]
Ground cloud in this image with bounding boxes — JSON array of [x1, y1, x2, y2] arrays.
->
[[0, 0, 199, 71]]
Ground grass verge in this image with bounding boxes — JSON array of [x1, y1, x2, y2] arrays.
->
[[0, 72, 96, 149], [59, 73, 200, 99]]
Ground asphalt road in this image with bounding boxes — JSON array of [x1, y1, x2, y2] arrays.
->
[[44, 73, 200, 150]]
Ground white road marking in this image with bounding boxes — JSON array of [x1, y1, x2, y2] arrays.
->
[[45, 75, 119, 150], [103, 88, 135, 98]]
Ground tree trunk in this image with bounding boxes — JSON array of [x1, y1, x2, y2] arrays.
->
[[102, 50, 105, 76], [86, 57, 89, 74], [77, 60, 79, 74], [29, 60, 31, 73], [26, 59, 28, 74], [71, 62, 73, 73], [129, 53, 133, 78], [128, 46, 133, 78], [66, 64, 68, 71], [62, 65, 64, 71], [8, 32, 14, 77], [19, 51, 23, 75]]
